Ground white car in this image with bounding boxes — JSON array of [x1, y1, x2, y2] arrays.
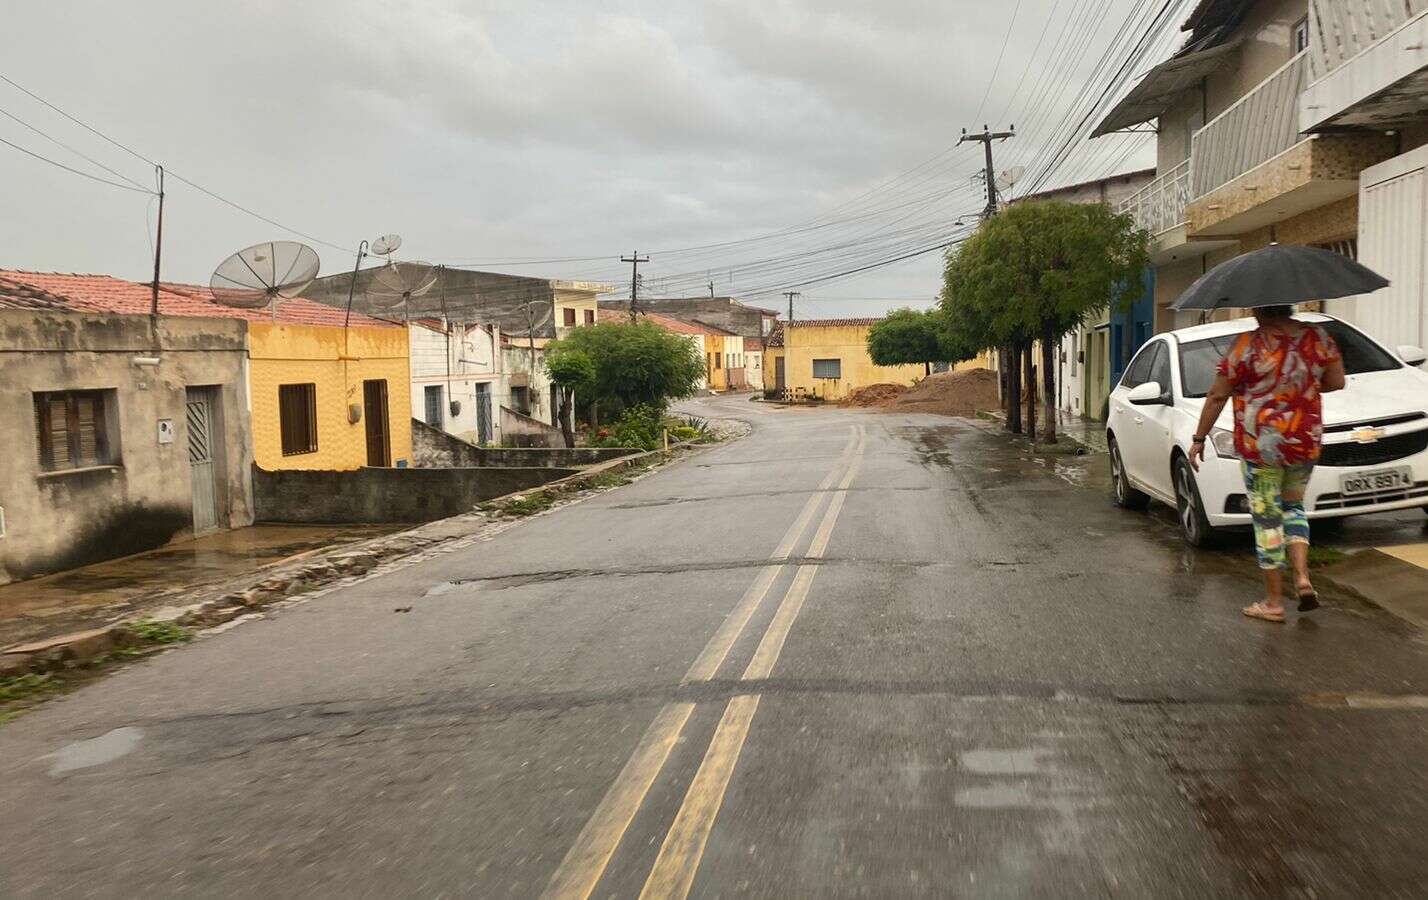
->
[[1106, 313, 1428, 546]]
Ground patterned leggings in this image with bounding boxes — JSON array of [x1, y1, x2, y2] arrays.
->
[[1241, 462, 1314, 570]]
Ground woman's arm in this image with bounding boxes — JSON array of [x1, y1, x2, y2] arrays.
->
[[1321, 358, 1346, 393], [1189, 373, 1233, 471]]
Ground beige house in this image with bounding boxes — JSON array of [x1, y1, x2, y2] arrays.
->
[[1094, 0, 1423, 346]]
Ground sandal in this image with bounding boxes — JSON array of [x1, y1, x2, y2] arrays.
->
[[1296, 587, 1319, 613], [1243, 602, 1286, 623]]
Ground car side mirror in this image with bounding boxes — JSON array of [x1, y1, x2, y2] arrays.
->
[[1398, 344, 1427, 367], [1128, 381, 1167, 405]]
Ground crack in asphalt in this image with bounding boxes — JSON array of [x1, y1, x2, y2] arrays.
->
[[426, 556, 1032, 591]]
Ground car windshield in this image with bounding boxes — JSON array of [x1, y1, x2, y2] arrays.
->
[[1177, 319, 1401, 398]]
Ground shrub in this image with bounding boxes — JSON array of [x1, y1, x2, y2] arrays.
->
[[597, 404, 664, 451]]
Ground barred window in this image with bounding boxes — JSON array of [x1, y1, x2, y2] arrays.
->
[[279, 383, 318, 456], [812, 358, 842, 379], [33, 390, 118, 471]]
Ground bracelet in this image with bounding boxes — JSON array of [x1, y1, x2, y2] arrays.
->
[[1191, 435, 1207, 443]]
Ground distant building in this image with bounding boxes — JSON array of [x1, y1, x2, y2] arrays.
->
[[763, 318, 923, 401], [603, 296, 773, 390], [410, 318, 506, 446]]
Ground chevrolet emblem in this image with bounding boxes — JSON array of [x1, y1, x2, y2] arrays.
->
[[1352, 427, 1385, 444]]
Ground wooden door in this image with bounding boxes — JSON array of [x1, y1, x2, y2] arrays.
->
[[363, 379, 391, 467]]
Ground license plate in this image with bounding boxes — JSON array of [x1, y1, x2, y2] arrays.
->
[[1339, 467, 1413, 496]]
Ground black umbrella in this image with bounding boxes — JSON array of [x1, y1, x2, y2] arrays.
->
[[1170, 243, 1390, 311]]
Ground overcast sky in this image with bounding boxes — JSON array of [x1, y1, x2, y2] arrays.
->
[[1, 1, 1163, 318]]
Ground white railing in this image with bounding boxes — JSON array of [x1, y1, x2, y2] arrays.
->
[[1309, 0, 1427, 79], [1116, 159, 1190, 235], [1191, 52, 1307, 199]]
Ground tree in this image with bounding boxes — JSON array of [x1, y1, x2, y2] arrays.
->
[[544, 347, 596, 448], [543, 321, 705, 419], [940, 201, 1148, 442], [866, 308, 968, 375]]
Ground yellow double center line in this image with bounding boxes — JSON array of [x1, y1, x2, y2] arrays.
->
[[543, 426, 865, 900]]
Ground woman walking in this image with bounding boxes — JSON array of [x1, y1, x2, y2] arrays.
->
[[1190, 305, 1346, 623]]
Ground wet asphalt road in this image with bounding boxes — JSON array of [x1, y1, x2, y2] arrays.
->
[[2, 395, 1426, 898]]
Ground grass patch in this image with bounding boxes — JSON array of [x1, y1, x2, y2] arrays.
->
[[125, 620, 192, 645], [500, 491, 557, 517], [1307, 546, 1347, 568], [0, 673, 58, 703], [586, 471, 634, 490]]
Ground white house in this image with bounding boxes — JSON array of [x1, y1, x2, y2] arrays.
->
[[410, 319, 507, 446]]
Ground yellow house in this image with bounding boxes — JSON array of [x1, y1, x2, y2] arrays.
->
[[247, 321, 413, 471], [703, 330, 728, 391], [764, 318, 924, 401]]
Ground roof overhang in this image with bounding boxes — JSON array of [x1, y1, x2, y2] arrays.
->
[[1091, 38, 1242, 137]]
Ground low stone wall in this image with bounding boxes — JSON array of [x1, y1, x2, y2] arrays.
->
[[501, 405, 563, 447], [411, 419, 636, 467], [253, 464, 578, 524]]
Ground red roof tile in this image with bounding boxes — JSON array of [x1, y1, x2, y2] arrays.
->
[[785, 317, 886, 328], [640, 312, 707, 336], [0, 270, 398, 328]]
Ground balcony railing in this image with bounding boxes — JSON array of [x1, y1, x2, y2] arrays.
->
[[1116, 159, 1189, 235], [1309, 0, 1426, 80], [1191, 52, 1307, 199]]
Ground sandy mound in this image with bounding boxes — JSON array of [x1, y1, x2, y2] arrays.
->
[[888, 367, 1000, 417], [843, 383, 908, 406]]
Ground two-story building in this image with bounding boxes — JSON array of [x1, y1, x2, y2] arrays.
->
[[410, 318, 506, 445], [1095, 0, 1428, 358]]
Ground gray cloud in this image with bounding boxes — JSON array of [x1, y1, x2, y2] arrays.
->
[[0, 0, 1153, 315]]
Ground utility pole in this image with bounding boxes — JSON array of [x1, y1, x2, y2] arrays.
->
[[783, 291, 800, 324], [622, 251, 649, 322], [708, 280, 715, 299], [149, 166, 165, 322], [957, 124, 1015, 219]]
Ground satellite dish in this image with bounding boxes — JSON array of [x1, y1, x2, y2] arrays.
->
[[370, 233, 402, 257], [210, 241, 320, 309], [368, 260, 438, 308], [996, 166, 1026, 192]]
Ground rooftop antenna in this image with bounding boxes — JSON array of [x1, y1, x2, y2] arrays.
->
[[370, 233, 402, 258], [210, 240, 320, 320], [995, 165, 1026, 196]]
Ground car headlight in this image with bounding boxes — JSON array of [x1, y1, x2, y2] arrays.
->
[[1210, 427, 1238, 459]]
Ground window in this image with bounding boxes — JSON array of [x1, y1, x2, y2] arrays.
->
[[1120, 342, 1160, 389], [511, 385, 530, 414], [1148, 343, 1172, 397], [1177, 320, 1401, 398], [714, 353, 721, 370], [812, 358, 842, 379], [424, 384, 444, 427], [33, 389, 117, 471], [583, 309, 595, 324], [563, 307, 576, 326], [1293, 16, 1309, 54], [278, 383, 318, 456]]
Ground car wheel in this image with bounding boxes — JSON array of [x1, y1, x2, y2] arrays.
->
[[1173, 456, 1216, 547], [1109, 436, 1149, 511]]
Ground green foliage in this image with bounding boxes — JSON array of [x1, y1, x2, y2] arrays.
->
[[544, 347, 597, 394], [866, 308, 967, 367], [941, 201, 1149, 350], [544, 322, 704, 412], [126, 620, 191, 645], [501, 491, 556, 516], [595, 404, 665, 451], [0, 673, 55, 703]]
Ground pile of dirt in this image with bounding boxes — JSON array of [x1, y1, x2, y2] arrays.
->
[[889, 367, 1001, 417], [842, 383, 908, 406]]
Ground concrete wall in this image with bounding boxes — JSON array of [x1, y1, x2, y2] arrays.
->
[[501, 344, 555, 425], [411, 418, 633, 467], [500, 405, 564, 447], [252, 464, 578, 524], [782, 323, 924, 401], [248, 322, 412, 471], [0, 310, 254, 584]]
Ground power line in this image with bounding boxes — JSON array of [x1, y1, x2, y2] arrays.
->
[[0, 104, 149, 189], [0, 134, 152, 193]]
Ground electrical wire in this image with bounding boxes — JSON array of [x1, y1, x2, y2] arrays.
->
[[0, 133, 152, 193]]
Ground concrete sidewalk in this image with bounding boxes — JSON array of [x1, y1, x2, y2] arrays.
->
[[1321, 538, 1428, 631]]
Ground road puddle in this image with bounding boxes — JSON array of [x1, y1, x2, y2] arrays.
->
[[48, 727, 143, 776]]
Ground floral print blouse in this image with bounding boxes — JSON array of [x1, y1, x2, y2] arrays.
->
[[1215, 325, 1341, 466]]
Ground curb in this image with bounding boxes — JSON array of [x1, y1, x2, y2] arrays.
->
[[1316, 548, 1428, 631], [0, 434, 742, 679]]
